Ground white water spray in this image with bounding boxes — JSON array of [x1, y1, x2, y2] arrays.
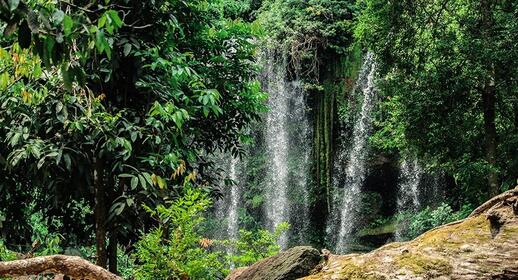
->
[[227, 157, 240, 241], [261, 50, 311, 249], [329, 53, 377, 253], [397, 159, 424, 211]]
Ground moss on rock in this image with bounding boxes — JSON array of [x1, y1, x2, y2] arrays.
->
[[395, 252, 452, 276], [301, 187, 518, 280]]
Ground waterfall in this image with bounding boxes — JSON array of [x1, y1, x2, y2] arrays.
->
[[212, 155, 241, 269], [397, 159, 424, 212], [227, 157, 240, 242], [261, 50, 311, 249], [394, 159, 424, 240], [213, 156, 241, 242], [328, 53, 377, 253]]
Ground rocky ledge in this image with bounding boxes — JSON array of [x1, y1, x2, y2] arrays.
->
[[228, 187, 518, 280]]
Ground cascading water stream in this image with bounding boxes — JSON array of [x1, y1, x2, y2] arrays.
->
[[213, 156, 242, 242], [261, 50, 311, 249], [328, 53, 377, 253], [394, 159, 424, 240], [397, 159, 424, 211], [212, 156, 241, 269], [290, 79, 312, 244], [263, 52, 290, 249], [227, 157, 240, 242]]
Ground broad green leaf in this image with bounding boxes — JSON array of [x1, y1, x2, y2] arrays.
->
[[33, 63, 42, 78], [43, 37, 56, 66], [138, 174, 146, 189], [95, 30, 111, 58], [56, 101, 64, 113], [157, 176, 166, 189], [37, 157, 46, 169], [61, 64, 72, 91], [130, 131, 137, 142], [9, 132, 20, 147], [131, 176, 138, 190], [63, 16, 74, 36], [107, 10, 123, 28], [143, 172, 153, 186], [8, 0, 19, 11], [126, 197, 134, 207], [123, 43, 132, 56], [0, 72, 9, 90], [98, 15, 107, 28]]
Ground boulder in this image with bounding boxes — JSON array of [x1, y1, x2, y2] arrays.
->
[[226, 246, 322, 280], [303, 186, 518, 280], [228, 187, 518, 280]]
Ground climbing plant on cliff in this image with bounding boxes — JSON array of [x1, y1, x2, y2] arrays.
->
[[0, 0, 265, 272], [356, 0, 518, 203], [256, 0, 356, 80]]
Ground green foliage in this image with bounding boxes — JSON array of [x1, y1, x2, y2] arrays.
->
[[216, 0, 262, 20], [256, 0, 356, 79], [134, 188, 224, 280], [396, 203, 473, 240], [0, 240, 16, 261], [134, 188, 287, 279], [28, 207, 63, 256], [1, 0, 267, 265], [223, 222, 289, 268], [356, 0, 518, 202]]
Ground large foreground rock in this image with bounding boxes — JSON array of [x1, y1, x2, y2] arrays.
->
[[226, 246, 322, 280], [228, 187, 518, 280], [304, 186, 518, 280]]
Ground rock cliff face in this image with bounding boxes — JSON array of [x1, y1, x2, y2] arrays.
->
[[228, 187, 518, 280]]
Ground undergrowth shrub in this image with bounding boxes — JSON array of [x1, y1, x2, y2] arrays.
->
[[397, 203, 473, 240], [134, 187, 287, 280]]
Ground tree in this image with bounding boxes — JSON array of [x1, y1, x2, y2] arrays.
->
[[356, 0, 518, 202], [0, 0, 266, 271]]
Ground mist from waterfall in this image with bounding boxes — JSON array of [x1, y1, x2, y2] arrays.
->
[[260, 50, 311, 249], [327, 53, 377, 253]]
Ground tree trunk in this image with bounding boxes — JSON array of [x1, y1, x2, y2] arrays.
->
[[108, 232, 118, 274], [483, 80, 498, 196], [107, 175, 122, 275], [0, 255, 122, 280], [481, 0, 499, 197], [94, 158, 107, 267]]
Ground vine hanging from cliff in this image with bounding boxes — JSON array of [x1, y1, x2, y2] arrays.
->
[[256, 0, 356, 81]]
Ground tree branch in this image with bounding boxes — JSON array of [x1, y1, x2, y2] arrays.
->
[[0, 255, 122, 280]]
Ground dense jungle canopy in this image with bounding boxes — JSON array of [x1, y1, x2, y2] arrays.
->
[[0, 0, 517, 279]]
